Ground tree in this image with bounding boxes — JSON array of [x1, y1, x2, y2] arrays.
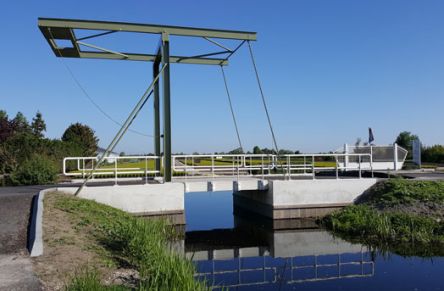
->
[[253, 146, 262, 154], [228, 147, 244, 154], [422, 145, 444, 164], [0, 110, 12, 143], [31, 111, 46, 138], [0, 110, 7, 119], [11, 112, 31, 134], [278, 149, 294, 155], [62, 123, 99, 156], [395, 131, 418, 153]]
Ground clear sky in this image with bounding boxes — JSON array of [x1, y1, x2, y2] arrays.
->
[[1, 1, 443, 154]]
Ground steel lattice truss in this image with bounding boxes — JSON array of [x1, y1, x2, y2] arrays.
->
[[38, 18, 257, 66]]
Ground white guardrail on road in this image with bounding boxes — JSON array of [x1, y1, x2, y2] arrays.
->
[[63, 153, 374, 181]]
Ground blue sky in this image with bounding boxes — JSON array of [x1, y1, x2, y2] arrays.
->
[[1, 1, 443, 154]]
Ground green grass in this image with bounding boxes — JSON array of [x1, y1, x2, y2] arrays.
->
[[51, 193, 206, 290], [358, 179, 444, 207], [322, 180, 444, 255], [324, 205, 444, 244], [67, 269, 128, 291]]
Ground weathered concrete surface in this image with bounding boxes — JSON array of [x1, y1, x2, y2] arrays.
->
[[0, 255, 41, 291], [234, 178, 379, 219], [178, 177, 265, 193], [269, 178, 379, 207], [59, 183, 185, 215]]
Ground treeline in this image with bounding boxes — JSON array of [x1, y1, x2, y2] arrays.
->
[[0, 110, 98, 185], [395, 131, 444, 164], [213, 146, 300, 155]]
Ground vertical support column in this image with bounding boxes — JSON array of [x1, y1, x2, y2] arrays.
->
[[153, 58, 161, 174], [344, 143, 349, 170], [162, 33, 172, 182], [393, 143, 398, 171]]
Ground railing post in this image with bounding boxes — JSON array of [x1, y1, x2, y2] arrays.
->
[[393, 143, 398, 171], [211, 155, 215, 178], [312, 155, 315, 180], [237, 156, 240, 181], [232, 156, 235, 178], [335, 156, 339, 179], [82, 159, 85, 179], [287, 155, 291, 180], [261, 155, 264, 180], [114, 158, 117, 185], [145, 157, 148, 184], [185, 156, 187, 181], [359, 155, 362, 179], [92, 158, 95, 180]]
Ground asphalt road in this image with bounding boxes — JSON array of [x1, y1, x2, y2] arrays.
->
[[0, 185, 44, 290], [0, 186, 47, 254]]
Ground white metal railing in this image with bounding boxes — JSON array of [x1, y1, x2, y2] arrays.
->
[[194, 251, 374, 288], [63, 155, 161, 183], [172, 154, 275, 179], [63, 153, 374, 182]]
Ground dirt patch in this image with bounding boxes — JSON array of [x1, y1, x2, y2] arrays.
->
[[32, 192, 137, 290], [382, 201, 444, 221]]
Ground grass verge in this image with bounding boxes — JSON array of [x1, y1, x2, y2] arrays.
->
[[35, 192, 206, 290], [322, 179, 444, 256]]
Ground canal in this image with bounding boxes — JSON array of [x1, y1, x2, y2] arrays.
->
[[185, 191, 444, 290]]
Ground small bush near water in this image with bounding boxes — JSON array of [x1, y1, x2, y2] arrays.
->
[[322, 180, 444, 253], [52, 193, 206, 290]]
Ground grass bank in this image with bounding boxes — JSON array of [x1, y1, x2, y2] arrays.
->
[[322, 179, 444, 256], [34, 192, 206, 290]]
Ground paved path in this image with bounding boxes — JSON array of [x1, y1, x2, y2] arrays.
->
[[0, 186, 43, 291]]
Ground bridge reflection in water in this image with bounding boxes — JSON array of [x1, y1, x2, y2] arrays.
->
[[184, 213, 374, 289]]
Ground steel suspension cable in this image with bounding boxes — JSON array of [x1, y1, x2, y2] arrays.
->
[[74, 64, 167, 196], [48, 28, 154, 138], [220, 65, 244, 153], [247, 41, 280, 155]]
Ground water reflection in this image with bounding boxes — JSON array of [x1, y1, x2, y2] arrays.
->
[[185, 211, 373, 289], [184, 191, 444, 290]]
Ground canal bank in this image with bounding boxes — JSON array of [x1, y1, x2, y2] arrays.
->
[[323, 179, 444, 256]]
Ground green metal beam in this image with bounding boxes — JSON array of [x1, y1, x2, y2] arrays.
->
[[38, 18, 257, 41], [153, 58, 161, 173], [162, 35, 172, 182], [56, 50, 228, 65]]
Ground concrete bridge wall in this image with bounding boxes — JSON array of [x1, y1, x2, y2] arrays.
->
[[234, 178, 379, 219]]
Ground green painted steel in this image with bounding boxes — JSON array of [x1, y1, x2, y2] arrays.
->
[[38, 17, 257, 183], [153, 59, 161, 173], [52, 50, 229, 65], [38, 18, 257, 40], [162, 37, 172, 182]]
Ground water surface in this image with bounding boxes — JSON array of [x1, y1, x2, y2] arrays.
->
[[185, 191, 444, 290]]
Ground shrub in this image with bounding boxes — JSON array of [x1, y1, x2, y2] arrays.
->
[[422, 145, 444, 164], [323, 205, 444, 244], [10, 155, 57, 185]]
